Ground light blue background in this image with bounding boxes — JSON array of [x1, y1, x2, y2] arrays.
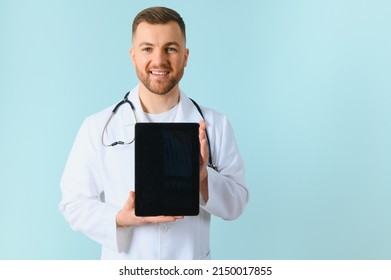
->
[[1, 0, 390, 259]]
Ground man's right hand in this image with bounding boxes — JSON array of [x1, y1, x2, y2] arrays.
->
[[115, 191, 184, 227]]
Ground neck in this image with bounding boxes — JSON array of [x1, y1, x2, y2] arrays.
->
[[138, 84, 180, 114]]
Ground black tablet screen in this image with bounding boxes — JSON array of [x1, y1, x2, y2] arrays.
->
[[135, 123, 200, 216]]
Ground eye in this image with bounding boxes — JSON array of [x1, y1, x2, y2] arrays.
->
[[166, 47, 178, 53], [142, 47, 152, 53]]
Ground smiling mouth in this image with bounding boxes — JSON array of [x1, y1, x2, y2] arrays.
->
[[150, 71, 169, 76]]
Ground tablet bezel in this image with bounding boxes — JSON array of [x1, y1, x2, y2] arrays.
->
[[134, 122, 200, 216]]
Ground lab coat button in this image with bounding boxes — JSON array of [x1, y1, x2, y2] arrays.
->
[[159, 223, 168, 233]]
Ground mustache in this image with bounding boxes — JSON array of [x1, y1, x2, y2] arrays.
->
[[147, 64, 172, 71]]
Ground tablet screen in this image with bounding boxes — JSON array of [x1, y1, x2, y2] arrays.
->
[[135, 123, 200, 216]]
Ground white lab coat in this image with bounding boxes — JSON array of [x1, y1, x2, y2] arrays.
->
[[59, 85, 249, 259]]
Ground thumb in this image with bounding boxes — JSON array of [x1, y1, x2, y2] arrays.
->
[[125, 191, 135, 210]]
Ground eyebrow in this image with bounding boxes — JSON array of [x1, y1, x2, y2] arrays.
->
[[138, 41, 181, 48], [138, 42, 153, 47], [165, 42, 181, 48]]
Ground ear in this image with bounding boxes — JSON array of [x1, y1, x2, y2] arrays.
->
[[184, 48, 189, 68], [130, 48, 136, 67]]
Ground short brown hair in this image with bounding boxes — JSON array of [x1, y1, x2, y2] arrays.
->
[[132, 7, 186, 41]]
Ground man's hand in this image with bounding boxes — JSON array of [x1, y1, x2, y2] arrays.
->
[[199, 120, 209, 202], [116, 191, 184, 227]]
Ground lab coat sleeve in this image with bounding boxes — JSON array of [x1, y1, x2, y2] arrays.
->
[[59, 117, 130, 252], [200, 115, 249, 220]]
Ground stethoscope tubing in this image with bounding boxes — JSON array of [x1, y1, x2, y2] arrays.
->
[[101, 92, 218, 171]]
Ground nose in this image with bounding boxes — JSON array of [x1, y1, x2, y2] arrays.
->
[[151, 48, 169, 66]]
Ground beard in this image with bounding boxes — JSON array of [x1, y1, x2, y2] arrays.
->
[[135, 65, 184, 95]]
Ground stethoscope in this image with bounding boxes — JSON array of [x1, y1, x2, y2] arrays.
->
[[101, 91, 218, 172]]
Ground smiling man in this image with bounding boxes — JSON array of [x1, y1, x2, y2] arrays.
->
[[132, 20, 188, 98], [59, 7, 249, 260]]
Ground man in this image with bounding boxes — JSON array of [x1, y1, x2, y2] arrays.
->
[[59, 6, 248, 259]]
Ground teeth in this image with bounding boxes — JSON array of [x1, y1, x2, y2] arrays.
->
[[151, 71, 168, 75]]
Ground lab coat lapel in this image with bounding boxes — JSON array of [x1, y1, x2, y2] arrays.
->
[[175, 90, 203, 123]]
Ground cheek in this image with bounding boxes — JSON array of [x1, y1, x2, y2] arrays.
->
[[174, 57, 186, 69], [133, 56, 150, 70]]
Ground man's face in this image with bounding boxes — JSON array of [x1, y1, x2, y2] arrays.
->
[[131, 21, 189, 95]]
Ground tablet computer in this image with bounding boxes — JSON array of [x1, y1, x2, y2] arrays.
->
[[134, 123, 200, 216]]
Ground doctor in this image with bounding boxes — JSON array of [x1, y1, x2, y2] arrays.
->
[[59, 6, 249, 259]]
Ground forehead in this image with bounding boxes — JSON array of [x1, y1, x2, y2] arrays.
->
[[132, 21, 185, 46]]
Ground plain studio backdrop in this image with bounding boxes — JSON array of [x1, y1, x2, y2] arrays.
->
[[0, 0, 390, 259]]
